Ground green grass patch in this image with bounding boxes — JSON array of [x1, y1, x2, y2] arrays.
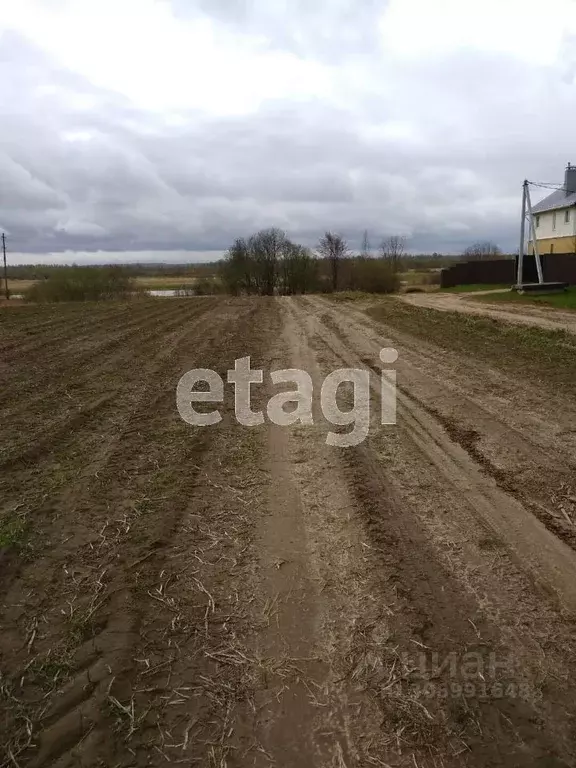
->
[[330, 290, 375, 302], [367, 299, 576, 398], [474, 286, 576, 310], [67, 614, 99, 645], [26, 658, 73, 691], [443, 284, 511, 293], [135, 276, 198, 291], [7, 278, 36, 292], [24, 266, 137, 303], [400, 269, 441, 287], [0, 513, 28, 552]]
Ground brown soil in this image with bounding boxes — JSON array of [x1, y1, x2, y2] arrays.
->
[[401, 291, 576, 334], [1, 296, 576, 767]]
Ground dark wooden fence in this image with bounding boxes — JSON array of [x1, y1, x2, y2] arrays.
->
[[440, 259, 515, 288], [541, 253, 576, 283], [440, 254, 576, 288]]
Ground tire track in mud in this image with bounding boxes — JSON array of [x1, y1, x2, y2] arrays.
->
[[47, 298, 275, 768], [401, 392, 576, 553], [280, 296, 576, 766], [312, 295, 576, 448], [306, 296, 576, 556], [124, 297, 401, 768], [0, 298, 265, 768], [400, 291, 576, 335], [339, 444, 566, 767], [4, 297, 576, 767], [304, 297, 576, 611], [101, 299, 289, 768]]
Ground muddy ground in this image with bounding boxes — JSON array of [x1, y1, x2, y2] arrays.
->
[[1, 296, 576, 767], [401, 290, 576, 335]]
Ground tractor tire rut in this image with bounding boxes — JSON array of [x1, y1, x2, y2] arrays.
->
[[1, 296, 576, 767]]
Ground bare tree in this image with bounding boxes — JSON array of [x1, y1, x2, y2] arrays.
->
[[281, 244, 318, 295], [249, 228, 287, 295], [360, 230, 371, 259], [463, 241, 503, 261], [220, 238, 253, 295], [318, 232, 349, 291], [221, 229, 289, 295], [379, 235, 406, 273]]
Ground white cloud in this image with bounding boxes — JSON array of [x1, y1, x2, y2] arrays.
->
[[380, 0, 576, 65], [0, 0, 333, 113]]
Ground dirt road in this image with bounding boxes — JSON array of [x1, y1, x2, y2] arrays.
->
[[401, 290, 576, 334], [2, 296, 576, 767]]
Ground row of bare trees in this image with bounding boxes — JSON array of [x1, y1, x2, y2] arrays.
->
[[462, 241, 503, 260], [220, 229, 407, 296], [317, 231, 406, 291]]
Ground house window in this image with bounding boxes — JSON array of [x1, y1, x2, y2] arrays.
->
[[552, 211, 557, 230], [565, 209, 571, 223], [536, 215, 540, 228]]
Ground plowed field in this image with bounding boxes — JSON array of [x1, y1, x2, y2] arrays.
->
[[2, 296, 576, 767]]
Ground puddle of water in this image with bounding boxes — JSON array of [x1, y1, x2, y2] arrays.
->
[[4, 291, 193, 301], [148, 289, 195, 297]]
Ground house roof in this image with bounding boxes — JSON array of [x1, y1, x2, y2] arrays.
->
[[532, 188, 576, 213]]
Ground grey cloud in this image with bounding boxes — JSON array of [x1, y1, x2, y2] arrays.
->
[[1, 26, 576, 257]]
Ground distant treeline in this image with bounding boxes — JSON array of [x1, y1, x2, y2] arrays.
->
[[7, 249, 508, 282], [24, 266, 136, 303], [6, 262, 216, 281], [7, 237, 513, 300], [218, 232, 516, 296], [219, 229, 409, 295]]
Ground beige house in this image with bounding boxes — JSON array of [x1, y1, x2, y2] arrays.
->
[[530, 163, 576, 254]]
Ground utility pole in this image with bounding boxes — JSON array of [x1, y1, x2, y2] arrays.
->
[[361, 229, 371, 258], [2, 233, 8, 300], [525, 183, 544, 284], [517, 181, 527, 286]]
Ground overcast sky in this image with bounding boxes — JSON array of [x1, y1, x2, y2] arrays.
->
[[1, 0, 576, 263]]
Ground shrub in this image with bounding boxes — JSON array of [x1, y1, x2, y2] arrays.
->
[[193, 277, 223, 295], [423, 271, 441, 286], [347, 257, 400, 293], [24, 266, 136, 303], [330, 291, 373, 302], [219, 231, 401, 296], [220, 230, 319, 296]]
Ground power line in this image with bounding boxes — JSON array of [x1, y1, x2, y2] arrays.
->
[[527, 181, 565, 190]]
